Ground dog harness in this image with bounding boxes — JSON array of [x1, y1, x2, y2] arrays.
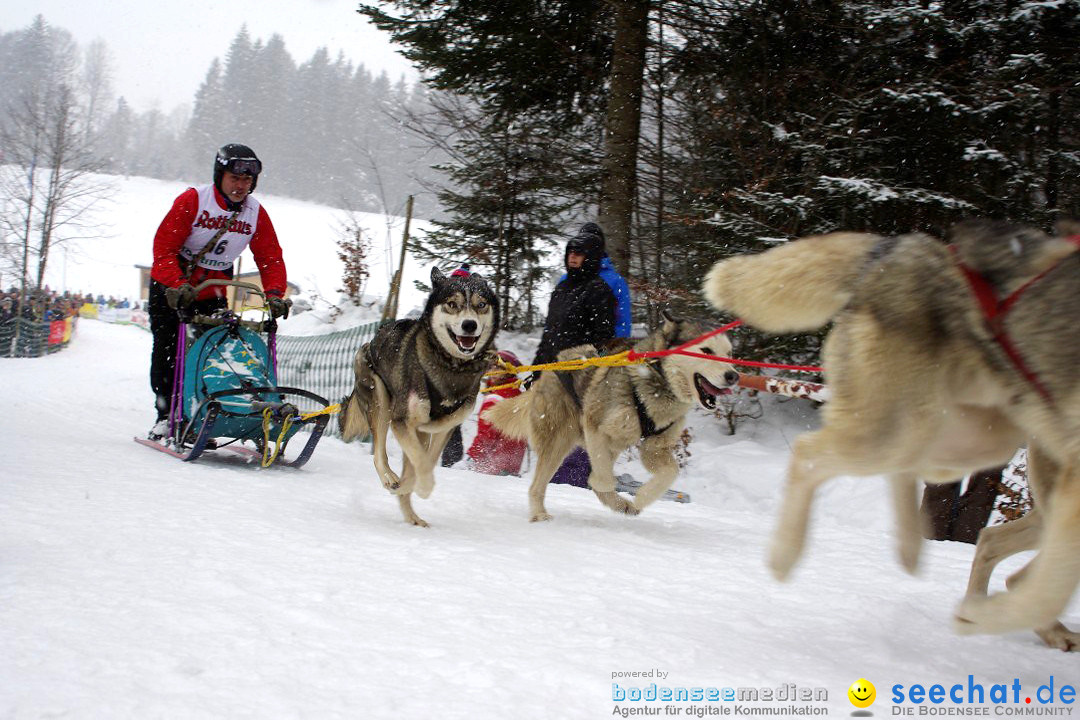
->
[[364, 342, 477, 423], [423, 374, 472, 421], [948, 235, 1080, 405], [632, 381, 674, 438], [555, 370, 583, 409], [553, 354, 673, 438]]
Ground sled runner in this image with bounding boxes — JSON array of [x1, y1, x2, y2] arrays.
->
[[614, 474, 691, 503], [134, 280, 330, 467]]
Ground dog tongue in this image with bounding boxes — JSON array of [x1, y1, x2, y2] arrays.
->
[[458, 335, 478, 349], [697, 375, 730, 396]]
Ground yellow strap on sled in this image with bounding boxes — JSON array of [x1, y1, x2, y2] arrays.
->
[[300, 403, 340, 421], [260, 407, 295, 467]]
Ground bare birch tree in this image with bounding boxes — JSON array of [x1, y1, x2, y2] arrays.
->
[[0, 82, 111, 316]]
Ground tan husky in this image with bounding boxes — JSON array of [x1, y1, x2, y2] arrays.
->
[[703, 219, 1080, 650], [484, 312, 739, 522]]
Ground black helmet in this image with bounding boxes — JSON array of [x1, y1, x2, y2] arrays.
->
[[213, 143, 262, 195]]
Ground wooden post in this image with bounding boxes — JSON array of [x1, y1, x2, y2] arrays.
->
[[232, 257, 243, 312], [382, 195, 414, 322]]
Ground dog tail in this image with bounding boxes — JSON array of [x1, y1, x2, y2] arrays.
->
[[338, 387, 370, 443], [703, 232, 881, 332], [481, 391, 532, 441]]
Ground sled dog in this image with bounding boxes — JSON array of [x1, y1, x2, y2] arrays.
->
[[339, 267, 498, 526], [703, 218, 1080, 650], [484, 311, 739, 522]]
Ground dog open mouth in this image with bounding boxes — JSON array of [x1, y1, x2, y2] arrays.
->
[[449, 330, 480, 354], [694, 373, 731, 409]]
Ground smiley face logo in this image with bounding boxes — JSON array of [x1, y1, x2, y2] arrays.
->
[[848, 679, 876, 709]]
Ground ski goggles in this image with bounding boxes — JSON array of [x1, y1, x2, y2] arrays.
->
[[222, 157, 262, 176]]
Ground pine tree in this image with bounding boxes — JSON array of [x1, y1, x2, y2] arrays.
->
[[98, 97, 134, 172], [220, 26, 258, 143], [246, 34, 297, 195], [186, 58, 227, 172], [417, 105, 579, 329], [357, 0, 652, 273], [1, 18, 444, 220], [647, 0, 1079, 364]]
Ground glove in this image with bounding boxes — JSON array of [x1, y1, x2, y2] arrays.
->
[[164, 283, 196, 309], [267, 296, 292, 319]]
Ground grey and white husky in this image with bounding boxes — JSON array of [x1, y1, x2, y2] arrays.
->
[[340, 267, 499, 526], [704, 218, 1080, 650], [484, 311, 739, 522]]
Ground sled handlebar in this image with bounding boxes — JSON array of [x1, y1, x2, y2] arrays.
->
[[178, 280, 281, 332], [190, 279, 267, 303], [188, 314, 268, 332]]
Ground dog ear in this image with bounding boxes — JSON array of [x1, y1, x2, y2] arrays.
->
[[431, 266, 447, 287], [660, 307, 680, 340]]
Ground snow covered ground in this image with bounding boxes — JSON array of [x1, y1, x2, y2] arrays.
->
[[2, 318, 1077, 719]]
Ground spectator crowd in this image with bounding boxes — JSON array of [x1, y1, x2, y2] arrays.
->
[[0, 287, 139, 324]]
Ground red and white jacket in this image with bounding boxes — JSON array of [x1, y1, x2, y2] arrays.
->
[[151, 184, 287, 301], [468, 383, 528, 476]]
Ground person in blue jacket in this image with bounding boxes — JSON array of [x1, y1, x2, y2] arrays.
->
[[532, 222, 631, 487]]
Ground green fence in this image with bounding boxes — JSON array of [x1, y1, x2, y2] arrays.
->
[[0, 316, 78, 357], [275, 320, 383, 436]]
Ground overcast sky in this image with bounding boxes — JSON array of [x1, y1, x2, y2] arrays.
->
[[1, 0, 418, 113]]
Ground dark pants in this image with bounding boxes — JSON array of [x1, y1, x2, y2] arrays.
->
[[148, 280, 226, 420], [550, 447, 592, 488], [440, 426, 464, 467], [542, 370, 594, 487], [921, 466, 1003, 544]]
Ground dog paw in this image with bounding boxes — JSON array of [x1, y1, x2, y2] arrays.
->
[[954, 593, 1055, 637], [530, 512, 554, 523], [952, 595, 1012, 636], [595, 490, 639, 516], [379, 470, 402, 492], [952, 612, 979, 636], [897, 538, 922, 575], [768, 546, 798, 582], [405, 515, 430, 528], [1035, 622, 1080, 652]]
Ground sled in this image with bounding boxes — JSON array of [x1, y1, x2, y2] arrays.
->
[[134, 280, 331, 468]]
